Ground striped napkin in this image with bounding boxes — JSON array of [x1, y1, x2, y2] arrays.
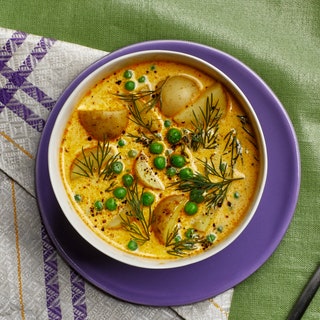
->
[[0, 27, 233, 319]]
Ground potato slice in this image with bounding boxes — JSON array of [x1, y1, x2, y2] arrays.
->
[[78, 108, 129, 140], [160, 75, 201, 117], [106, 203, 132, 229], [134, 152, 165, 190], [152, 194, 186, 244], [173, 83, 228, 127], [106, 214, 123, 229], [191, 210, 213, 232]]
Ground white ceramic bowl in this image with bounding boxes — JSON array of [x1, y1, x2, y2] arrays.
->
[[48, 49, 267, 269]]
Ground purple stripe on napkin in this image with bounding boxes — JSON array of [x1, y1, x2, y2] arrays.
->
[[2, 94, 46, 131], [0, 33, 56, 132], [41, 225, 62, 320], [70, 270, 88, 320], [21, 81, 56, 111], [0, 30, 27, 69]]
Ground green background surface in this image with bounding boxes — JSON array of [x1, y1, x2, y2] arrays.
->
[[1, 1, 319, 319]]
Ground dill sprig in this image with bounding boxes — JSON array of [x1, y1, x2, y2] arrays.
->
[[189, 94, 221, 151], [167, 238, 201, 257], [126, 131, 154, 147], [72, 140, 120, 180], [237, 115, 254, 138], [165, 226, 199, 256], [116, 81, 167, 140], [101, 153, 121, 180], [171, 156, 243, 209], [73, 148, 95, 178], [165, 225, 180, 248], [223, 128, 243, 171], [116, 83, 164, 112], [237, 115, 258, 149], [120, 181, 153, 244], [126, 100, 160, 139], [166, 227, 211, 257]]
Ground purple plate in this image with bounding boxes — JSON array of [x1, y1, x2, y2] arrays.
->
[[35, 40, 300, 306]]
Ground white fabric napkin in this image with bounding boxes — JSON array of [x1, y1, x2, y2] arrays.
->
[[0, 27, 233, 320]]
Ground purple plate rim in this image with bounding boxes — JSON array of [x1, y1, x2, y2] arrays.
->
[[35, 40, 301, 306]]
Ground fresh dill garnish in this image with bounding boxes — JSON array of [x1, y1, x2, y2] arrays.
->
[[189, 94, 221, 151], [116, 83, 164, 113], [237, 115, 258, 149], [167, 237, 202, 256], [166, 227, 213, 257], [170, 156, 243, 209], [120, 181, 153, 244], [237, 115, 254, 138], [73, 148, 95, 178], [115, 80, 167, 140], [165, 225, 180, 247], [72, 140, 120, 180], [126, 131, 154, 147], [223, 128, 243, 171], [101, 153, 121, 180], [128, 100, 156, 135]]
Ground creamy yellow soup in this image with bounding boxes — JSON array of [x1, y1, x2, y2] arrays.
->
[[60, 60, 260, 259]]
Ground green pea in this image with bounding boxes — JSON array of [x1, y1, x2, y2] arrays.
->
[[185, 228, 195, 239], [166, 166, 177, 177], [164, 119, 171, 128], [206, 234, 216, 243], [234, 191, 240, 199], [217, 225, 223, 232], [179, 167, 193, 180], [154, 156, 166, 170], [166, 128, 182, 144], [74, 194, 82, 202], [125, 80, 135, 91], [105, 198, 117, 211], [149, 141, 164, 154], [128, 149, 138, 158], [123, 70, 133, 79], [141, 192, 155, 206], [94, 200, 103, 211], [117, 139, 126, 147], [111, 161, 123, 174], [122, 173, 134, 187], [127, 239, 138, 251], [138, 75, 146, 83], [113, 186, 127, 199], [189, 189, 204, 203], [170, 154, 186, 168], [184, 201, 198, 215]]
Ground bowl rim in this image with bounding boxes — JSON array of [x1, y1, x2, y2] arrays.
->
[[48, 49, 268, 269]]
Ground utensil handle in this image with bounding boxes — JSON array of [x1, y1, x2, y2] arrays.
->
[[287, 264, 320, 320]]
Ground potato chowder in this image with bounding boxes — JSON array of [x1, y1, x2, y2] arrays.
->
[[60, 60, 260, 259]]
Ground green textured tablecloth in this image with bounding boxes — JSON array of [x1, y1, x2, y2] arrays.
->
[[1, 1, 319, 319]]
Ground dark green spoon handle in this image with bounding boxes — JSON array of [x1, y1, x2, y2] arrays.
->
[[287, 264, 320, 320]]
